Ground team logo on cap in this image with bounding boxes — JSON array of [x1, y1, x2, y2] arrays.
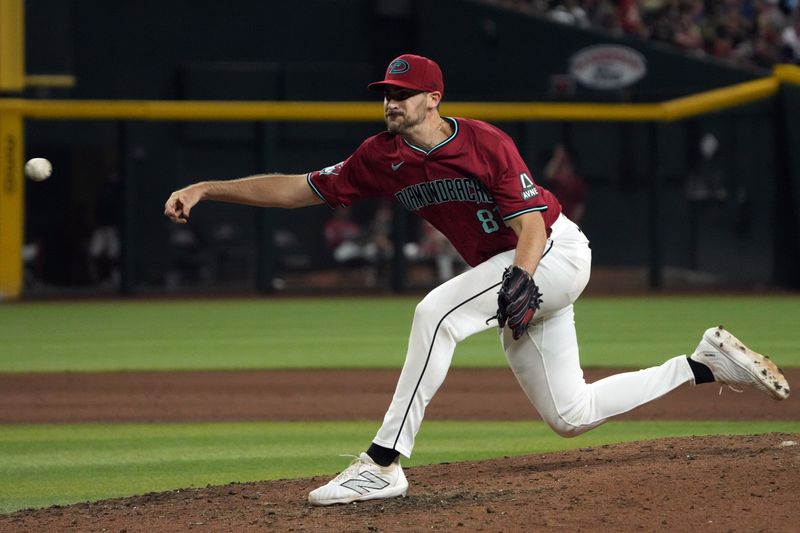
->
[[388, 59, 410, 74]]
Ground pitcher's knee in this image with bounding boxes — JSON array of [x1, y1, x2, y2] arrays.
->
[[542, 412, 599, 438], [546, 419, 583, 438], [414, 296, 458, 333], [414, 297, 441, 323]]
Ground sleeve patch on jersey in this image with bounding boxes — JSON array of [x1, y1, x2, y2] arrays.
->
[[502, 205, 547, 221], [319, 161, 344, 176], [519, 173, 539, 200]]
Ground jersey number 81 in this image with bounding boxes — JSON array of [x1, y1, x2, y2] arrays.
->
[[476, 208, 502, 234]]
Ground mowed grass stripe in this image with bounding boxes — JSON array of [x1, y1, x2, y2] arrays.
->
[[0, 296, 798, 372]]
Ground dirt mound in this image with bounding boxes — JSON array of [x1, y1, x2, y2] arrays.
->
[[2, 433, 797, 532]]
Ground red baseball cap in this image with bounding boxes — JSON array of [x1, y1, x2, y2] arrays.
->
[[368, 54, 444, 96]]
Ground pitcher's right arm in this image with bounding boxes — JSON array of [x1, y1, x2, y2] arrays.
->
[[164, 173, 324, 224]]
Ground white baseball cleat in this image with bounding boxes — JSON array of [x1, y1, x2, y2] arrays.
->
[[308, 452, 408, 506], [690, 325, 790, 400]]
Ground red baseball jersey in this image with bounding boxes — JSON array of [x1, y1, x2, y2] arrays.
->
[[307, 117, 562, 267]]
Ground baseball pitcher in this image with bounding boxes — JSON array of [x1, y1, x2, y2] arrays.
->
[[165, 54, 790, 506]]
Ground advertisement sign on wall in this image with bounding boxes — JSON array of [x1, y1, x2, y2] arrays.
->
[[569, 45, 647, 89]]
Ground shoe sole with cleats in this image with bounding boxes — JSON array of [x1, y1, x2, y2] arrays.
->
[[692, 325, 790, 401]]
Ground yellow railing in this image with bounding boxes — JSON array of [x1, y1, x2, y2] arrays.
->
[[0, 68, 795, 123], [1, 64, 798, 299]]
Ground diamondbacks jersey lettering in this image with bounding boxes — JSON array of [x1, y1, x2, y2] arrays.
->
[[394, 177, 494, 210], [307, 117, 562, 266]]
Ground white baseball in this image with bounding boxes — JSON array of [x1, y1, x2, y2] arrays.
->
[[24, 158, 53, 182]]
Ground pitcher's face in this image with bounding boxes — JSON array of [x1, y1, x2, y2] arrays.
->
[[383, 88, 430, 134]]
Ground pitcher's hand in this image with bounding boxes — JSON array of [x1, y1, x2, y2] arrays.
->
[[164, 185, 203, 224]]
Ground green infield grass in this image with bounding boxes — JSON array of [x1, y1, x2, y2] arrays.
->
[[1, 420, 798, 513], [1, 296, 798, 372]]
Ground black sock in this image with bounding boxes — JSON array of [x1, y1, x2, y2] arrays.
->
[[367, 443, 399, 466], [688, 358, 715, 384]]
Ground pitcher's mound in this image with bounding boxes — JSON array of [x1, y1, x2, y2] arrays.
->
[[4, 433, 798, 532]]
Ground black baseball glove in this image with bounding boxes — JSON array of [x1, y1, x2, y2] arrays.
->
[[495, 265, 543, 340]]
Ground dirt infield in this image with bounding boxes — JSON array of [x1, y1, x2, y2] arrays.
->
[[0, 369, 798, 532], [1, 368, 799, 423]]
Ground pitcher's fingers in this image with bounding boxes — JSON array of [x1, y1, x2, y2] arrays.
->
[[181, 201, 193, 218], [164, 207, 182, 221], [165, 201, 186, 223], [164, 198, 179, 218], [165, 196, 188, 216]]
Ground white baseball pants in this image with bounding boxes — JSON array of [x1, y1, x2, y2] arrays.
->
[[373, 214, 695, 458]]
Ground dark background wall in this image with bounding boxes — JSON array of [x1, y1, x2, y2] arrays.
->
[[20, 0, 797, 293]]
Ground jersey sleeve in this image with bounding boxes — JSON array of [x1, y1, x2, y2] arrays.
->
[[306, 141, 379, 208], [489, 136, 553, 222]]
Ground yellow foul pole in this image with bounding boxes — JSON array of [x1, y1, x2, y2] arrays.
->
[[0, 0, 25, 299], [0, 112, 23, 300]]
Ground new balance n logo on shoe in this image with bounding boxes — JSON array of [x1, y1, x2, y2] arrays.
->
[[308, 452, 408, 505], [341, 471, 390, 495]]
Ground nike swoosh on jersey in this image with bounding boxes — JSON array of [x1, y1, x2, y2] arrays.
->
[[391, 161, 405, 171]]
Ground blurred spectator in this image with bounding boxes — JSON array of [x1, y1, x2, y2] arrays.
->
[[756, 0, 788, 35], [648, 2, 681, 45], [542, 144, 588, 225], [751, 29, 784, 66], [547, 0, 591, 27], [88, 172, 121, 288], [363, 202, 395, 285], [324, 208, 364, 265], [782, 14, 800, 62], [405, 220, 467, 283], [674, 11, 705, 52], [619, 0, 650, 38], [590, 0, 625, 35], [22, 242, 43, 290], [686, 132, 727, 202], [483, 0, 799, 69], [165, 225, 210, 290], [323, 204, 396, 285]]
